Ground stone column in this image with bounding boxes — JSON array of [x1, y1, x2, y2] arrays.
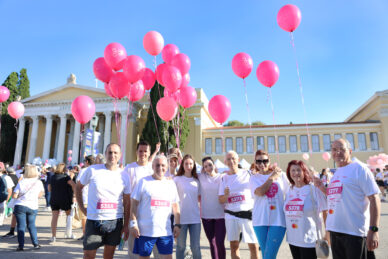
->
[[71, 121, 81, 164], [13, 117, 26, 166], [53, 119, 60, 158], [56, 114, 67, 162], [67, 119, 75, 154], [120, 112, 127, 165], [28, 116, 40, 163], [42, 115, 53, 161], [103, 112, 112, 152]]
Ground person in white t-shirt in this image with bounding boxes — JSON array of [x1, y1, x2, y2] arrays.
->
[[124, 140, 160, 258], [76, 143, 131, 259], [326, 139, 380, 259], [0, 164, 15, 226], [284, 160, 328, 259], [165, 153, 179, 178], [219, 151, 259, 259], [13, 165, 44, 251], [199, 156, 226, 259], [375, 168, 385, 202], [130, 155, 181, 259], [174, 154, 201, 259], [249, 149, 288, 259]]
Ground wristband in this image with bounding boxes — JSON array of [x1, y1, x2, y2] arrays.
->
[[174, 224, 182, 229], [130, 220, 138, 228]]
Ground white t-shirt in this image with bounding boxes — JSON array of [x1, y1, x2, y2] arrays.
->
[[326, 162, 380, 237], [132, 175, 179, 237], [13, 178, 44, 210], [79, 164, 130, 220], [198, 172, 225, 219], [124, 162, 153, 194], [164, 169, 177, 178], [250, 172, 289, 227], [3, 175, 15, 190], [284, 184, 327, 248], [77, 168, 89, 204], [375, 172, 384, 181], [218, 170, 254, 220], [174, 175, 201, 224]]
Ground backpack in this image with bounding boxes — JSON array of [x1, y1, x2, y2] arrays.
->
[[0, 175, 8, 203]]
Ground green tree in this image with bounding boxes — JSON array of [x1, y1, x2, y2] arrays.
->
[[251, 121, 265, 126], [18, 68, 30, 98], [140, 82, 190, 154], [224, 120, 244, 127], [0, 72, 20, 163]]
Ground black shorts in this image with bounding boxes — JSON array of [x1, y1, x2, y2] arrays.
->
[[377, 180, 385, 187], [50, 202, 72, 211], [83, 218, 123, 250]]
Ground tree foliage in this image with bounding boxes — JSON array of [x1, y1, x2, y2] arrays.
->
[[140, 82, 190, 154], [224, 120, 266, 127]]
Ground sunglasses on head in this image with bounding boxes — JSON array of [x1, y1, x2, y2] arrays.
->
[[256, 159, 269, 164]]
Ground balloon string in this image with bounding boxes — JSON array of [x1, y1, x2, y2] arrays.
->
[[153, 56, 162, 100], [290, 32, 312, 154], [243, 78, 253, 138], [79, 124, 84, 163], [177, 110, 180, 149], [113, 98, 121, 145], [269, 88, 280, 163], [147, 91, 161, 143], [13, 118, 18, 131]]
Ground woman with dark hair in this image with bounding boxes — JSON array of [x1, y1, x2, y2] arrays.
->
[[174, 154, 201, 259], [250, 150, 289, 259], [284, 160, 328, 259], [198, 157, 225, 259], [49, 163, 76, 243], [319, 168, 331, 188]]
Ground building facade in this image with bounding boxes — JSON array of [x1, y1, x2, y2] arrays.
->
[[14, 75, 388, 170]]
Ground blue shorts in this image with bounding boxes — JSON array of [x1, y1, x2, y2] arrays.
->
[[133, 235, 173, 256]]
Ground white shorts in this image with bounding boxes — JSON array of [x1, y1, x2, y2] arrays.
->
[[225, 217, 258, 244]]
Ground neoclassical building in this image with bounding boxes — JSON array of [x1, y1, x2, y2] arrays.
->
[[14, 75, 388, 170]]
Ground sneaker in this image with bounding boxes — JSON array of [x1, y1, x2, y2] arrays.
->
[[16, 247, 23, 251], [65, 233, 77, 239], [2, 232, 15, 238], [33, 244, 41, 250], [50, 237, 56, 244], [77, 235, 84, 241]]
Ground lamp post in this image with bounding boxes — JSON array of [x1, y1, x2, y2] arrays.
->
[[90, 115, 99, 156]]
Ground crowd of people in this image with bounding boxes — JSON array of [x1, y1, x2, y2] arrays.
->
[[0, 138, 383, 259]]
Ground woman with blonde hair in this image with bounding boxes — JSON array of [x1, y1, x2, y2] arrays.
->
[[13, 165, 44, 251], [49, 163, 76, 243]]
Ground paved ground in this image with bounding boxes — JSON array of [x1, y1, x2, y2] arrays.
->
[[0, 198, 387, 258]]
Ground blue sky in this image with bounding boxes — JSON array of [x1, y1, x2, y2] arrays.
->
[[1, 0, 388, 125]]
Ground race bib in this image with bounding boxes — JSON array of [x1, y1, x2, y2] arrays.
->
[[151, 198, 171, 207], [228, 194, 245, 203], [327, 180, 343, 214], [96, 202, 118, 210]]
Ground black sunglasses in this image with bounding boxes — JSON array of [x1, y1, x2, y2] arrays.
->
[[256, 159, 269, 164]]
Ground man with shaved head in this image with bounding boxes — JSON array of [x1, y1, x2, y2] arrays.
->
[[326, 138, 380, 259]]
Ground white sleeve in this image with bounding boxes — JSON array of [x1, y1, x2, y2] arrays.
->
[[123, 172, 131, 195], [5, 176, 14, 189], [358, 166, 380, 196], [80, 167, 92, 186], [249, 176, 257, 196]]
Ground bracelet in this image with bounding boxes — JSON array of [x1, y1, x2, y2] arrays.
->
[[130, 220, 138, 228], [174, 224, 182, 229]]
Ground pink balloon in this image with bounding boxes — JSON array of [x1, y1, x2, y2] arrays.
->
[[128, 80, 145, 102], [142, 68, 156, 90], [156, 97, 178, 121], [93, 57, 114, 83], [143, 31, 164, 56], [68, 156, 72, 161], [104, 43, 127, 71], [71, 96, 96, 124], [109, 72, 130, 99], [7, 101, 25, 119], [0, 86, 10, 103], [256, 60, 280, 88], [163, 88, 179, 102], [123, 55, 146, 83], [156, 63, 168, 86], [162, 44, 180, 64], [80, 163, 84, 167], [208, 95, 231, 124], [68, 150, 73, 155], [181, 73, 190, 88], [163, 65, 182, 93], [232, 53, 253, 79], [302, 153, 310, 161], [171, 53, 191, 75], [322, 152, 331, 162], [377, 159, 384, 165], [179, 86, 197, 108], [104, 83, 115, 98], [277, 4, 302, 32]]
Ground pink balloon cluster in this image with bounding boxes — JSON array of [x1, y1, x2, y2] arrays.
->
[[367, 153, 388, 170]]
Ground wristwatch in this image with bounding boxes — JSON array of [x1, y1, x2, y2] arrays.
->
[[174, 224, 182, 229], [369, 226, 379, 232]]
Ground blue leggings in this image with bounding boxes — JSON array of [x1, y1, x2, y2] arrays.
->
[[253, 226, 286, 259]]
